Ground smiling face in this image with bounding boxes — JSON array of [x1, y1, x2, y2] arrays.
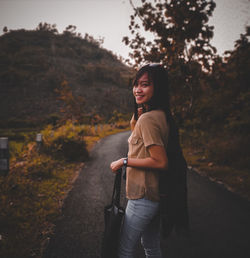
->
[[133, 72, 154, 105]]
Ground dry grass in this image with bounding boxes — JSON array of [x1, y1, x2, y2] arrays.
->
[[183, 146, 250, 201], [84, 122, 130, 151], [0, 121, 129, 258]]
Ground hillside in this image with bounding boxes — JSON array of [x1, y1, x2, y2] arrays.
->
[[0, 24, 134, 126]]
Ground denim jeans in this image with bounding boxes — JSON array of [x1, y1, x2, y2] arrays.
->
[[118, 197, 162, 258]]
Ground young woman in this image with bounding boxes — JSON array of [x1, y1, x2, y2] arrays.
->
[[110, 64, 188, 258]]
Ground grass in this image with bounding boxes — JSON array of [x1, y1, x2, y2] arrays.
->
[[182, 145, 250, 201], [0, 148, 83, 257], [84, 121, 130, 150], [0, 121, 130, 258], [0, 159, 81, 257], [179, 127, 250, 201]]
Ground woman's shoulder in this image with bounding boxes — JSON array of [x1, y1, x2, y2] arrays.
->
[[136, 109, 168, 140], [138, 110, 165, 124]]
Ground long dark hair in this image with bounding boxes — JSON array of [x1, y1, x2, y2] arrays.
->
[[133, 64, 189, 237]]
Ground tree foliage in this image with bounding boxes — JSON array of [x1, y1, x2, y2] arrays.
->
[[55, 80, 86, 124], [183, 26, 250, 169], [124, 1, 250, 169], [124, 0, 216, 115], [125, 0, 216, 67], [205, 27, 250, 135], [36, 22, 58, 34]]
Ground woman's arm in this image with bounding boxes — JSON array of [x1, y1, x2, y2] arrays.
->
[[110, 145, 168, 172]]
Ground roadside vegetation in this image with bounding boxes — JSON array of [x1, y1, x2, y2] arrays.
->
[[0, 74, 130, 257], [0, 115, 130, 258]]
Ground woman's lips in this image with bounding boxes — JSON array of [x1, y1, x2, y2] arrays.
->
[[135, 95, 144, 100]]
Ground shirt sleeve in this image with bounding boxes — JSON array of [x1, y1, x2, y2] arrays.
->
[[138, 114, 164, 148]]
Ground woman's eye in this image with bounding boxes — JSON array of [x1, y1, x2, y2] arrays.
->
[[134, 82, 150, 88]]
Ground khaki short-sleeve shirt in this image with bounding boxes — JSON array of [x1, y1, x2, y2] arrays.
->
[[126, 110, 169, 202]]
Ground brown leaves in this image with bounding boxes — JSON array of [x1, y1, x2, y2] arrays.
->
[[55, 80, 86, 123]]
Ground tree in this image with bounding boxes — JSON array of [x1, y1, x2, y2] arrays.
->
[[190, 27, 250, 168], [55, 80, 86, 123], [223, 26, 250, 93], [36, 22, 58, 33], [3, 26, 8, 33], [124, 0, 217, 116], [63, 25, 77, 37], [209, 26, 250, 133], [84, 33, 104, 47]]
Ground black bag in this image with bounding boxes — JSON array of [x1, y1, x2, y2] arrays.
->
[[101, 168, 125, 258]]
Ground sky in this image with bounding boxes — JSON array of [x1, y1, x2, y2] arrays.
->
[[0, 0, 249, 60]]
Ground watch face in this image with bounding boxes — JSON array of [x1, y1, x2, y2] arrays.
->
[[124, 159, 127, 165]]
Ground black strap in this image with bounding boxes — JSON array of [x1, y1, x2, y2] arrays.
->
[[111, 168, 122, 207]]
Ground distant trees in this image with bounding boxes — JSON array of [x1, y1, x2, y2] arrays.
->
[[195, 27, 250, 169], [3, 26, 8, 33], [63, 25, 77, 37], [84, 33, 104, 48], [36, 22, 58, 33], [35, 23, 105, 46], [205, 27, 250, 135]]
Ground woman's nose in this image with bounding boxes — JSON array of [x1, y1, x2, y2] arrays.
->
[[135, 86, 142, 92]]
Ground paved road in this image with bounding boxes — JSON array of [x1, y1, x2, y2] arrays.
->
[[43, 131, 250, 258]]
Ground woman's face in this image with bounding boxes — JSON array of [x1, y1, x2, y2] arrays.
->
[[133, 72, 154, 105]]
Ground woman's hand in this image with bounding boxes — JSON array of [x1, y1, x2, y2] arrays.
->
[[110, 158, 124, 173]]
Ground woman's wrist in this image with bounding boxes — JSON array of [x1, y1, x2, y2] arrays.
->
[[123, 157, 128, 167]]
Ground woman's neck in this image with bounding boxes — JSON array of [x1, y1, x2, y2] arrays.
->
[[142, 103, 150, 112]]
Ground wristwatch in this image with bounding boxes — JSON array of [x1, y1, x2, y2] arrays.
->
[[123, 157, 128, 167]]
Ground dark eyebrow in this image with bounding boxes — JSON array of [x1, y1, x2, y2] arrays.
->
[[134, 80, 151, 87]]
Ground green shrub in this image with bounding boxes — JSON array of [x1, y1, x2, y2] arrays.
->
[[45, 113, 60, 126], [26, 154, 56, 179], [9, 141, 25, 159], [41, 121, 89, 161]]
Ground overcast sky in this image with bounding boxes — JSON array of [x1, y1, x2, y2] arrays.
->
[[0, 0, 249, 60]]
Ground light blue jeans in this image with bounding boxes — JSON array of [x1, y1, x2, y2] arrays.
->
[[118, 197, 162, 258]]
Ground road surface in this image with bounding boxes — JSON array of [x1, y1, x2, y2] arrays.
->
[[43, 131, 250, 258]]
